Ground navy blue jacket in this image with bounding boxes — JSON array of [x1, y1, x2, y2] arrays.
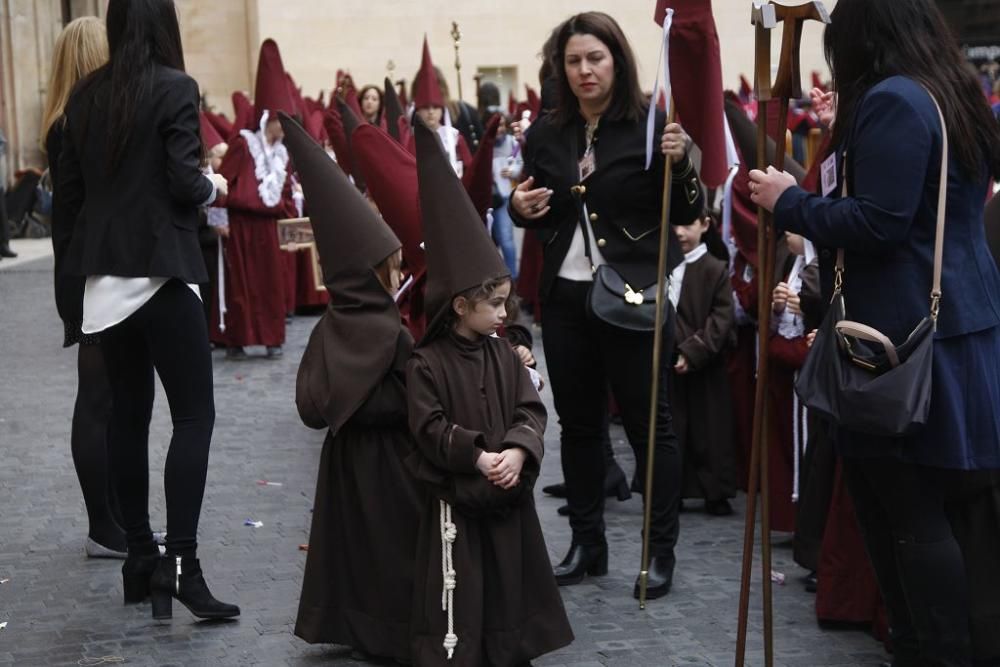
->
[[775, 75, 1000, 344], [775, 76, 1000, 470]]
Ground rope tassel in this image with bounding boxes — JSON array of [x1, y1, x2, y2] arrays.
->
[[440, 500, 458, 659]]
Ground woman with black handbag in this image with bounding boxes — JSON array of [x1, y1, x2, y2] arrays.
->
[[509, 11, 704, 600], [54, 0, 238, 620], [750, 0, 1000, 662]]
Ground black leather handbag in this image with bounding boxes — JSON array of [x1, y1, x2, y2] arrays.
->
[[794, 94, 947, 437], [569, 185, 668, 332]]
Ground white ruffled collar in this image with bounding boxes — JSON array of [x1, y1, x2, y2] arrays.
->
[[239, 110, 289, 208]]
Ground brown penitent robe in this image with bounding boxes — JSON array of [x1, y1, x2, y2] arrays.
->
[[278, 110, 424, 662], [406, 331, 574, 667], [294, 324, 424, 661], [671, 250, 737, 503]]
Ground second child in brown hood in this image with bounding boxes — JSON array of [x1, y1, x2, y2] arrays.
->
[[278, 113, 424, 664], [405, 117, 573, 666]]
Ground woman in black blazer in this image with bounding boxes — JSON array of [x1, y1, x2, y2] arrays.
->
[[510, 12, 703, 600], [54, 0, 237, 620]]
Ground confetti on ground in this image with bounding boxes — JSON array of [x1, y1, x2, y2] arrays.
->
[[256, 480, 283, 487], [771, 570, 786, 585], [0, 578, 9, 585], [0, 622, 7, 630], [244, 519, 264, 528]]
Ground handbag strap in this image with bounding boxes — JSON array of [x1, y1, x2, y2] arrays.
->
[[835, 89, 948, 323], [569, 124, 596, 273]]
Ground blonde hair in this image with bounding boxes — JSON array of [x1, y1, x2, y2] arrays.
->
[[40, 16, 109, 150]]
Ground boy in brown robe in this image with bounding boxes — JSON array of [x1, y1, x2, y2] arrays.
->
[[406, 117, 573, 666], [669, 214, 737, 515]]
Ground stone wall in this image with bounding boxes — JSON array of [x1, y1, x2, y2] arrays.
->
[[3, 0, 834, 175]]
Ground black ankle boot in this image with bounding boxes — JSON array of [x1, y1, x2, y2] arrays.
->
[[0, 243, 16, 259], [554, 543, 608, 586], [149, 556, 240, 620], [121, 549, 160, 604], [633, 552, 675, 601]]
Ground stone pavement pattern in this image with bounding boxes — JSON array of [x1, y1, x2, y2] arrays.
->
[[0, 256, 889, 666]]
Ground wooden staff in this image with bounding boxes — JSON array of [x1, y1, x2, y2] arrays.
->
[[734, 3, 829, 666], [450, 21, 463, 103], [638, 98, 676, 609]]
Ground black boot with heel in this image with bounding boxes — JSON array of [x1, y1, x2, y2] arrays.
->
[[553, 542, 609, 586], [149, 556, 240, 620], [122, 550, 160, 604]]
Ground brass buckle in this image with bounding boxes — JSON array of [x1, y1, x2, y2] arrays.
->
[[624, 283, 645, 305]]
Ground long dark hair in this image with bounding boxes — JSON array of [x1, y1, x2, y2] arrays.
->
[[824, 0, 1000, 180], [550, 12, 645, 127], [104, 0, 186, 172]]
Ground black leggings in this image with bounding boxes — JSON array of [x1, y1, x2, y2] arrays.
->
[[71, 343, 125, 548], [101, 280, 215, 558], [843, 458, 973, 666], [542, 278, 680, 556]]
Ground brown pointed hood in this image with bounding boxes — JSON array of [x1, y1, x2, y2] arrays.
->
[[278, 111, 405, 436], [253, 39, 294, 126], [383, 76, 405, 142], [413, 36, 443, 109], [414, 116, 509, 345]]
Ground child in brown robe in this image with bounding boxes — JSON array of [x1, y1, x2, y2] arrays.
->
[[405, 116, 573, 666], [278, 114, 423, 663], [669, 214, 737, 515]]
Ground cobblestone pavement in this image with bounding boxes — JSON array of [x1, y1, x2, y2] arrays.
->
[[0, 256, 888, 666]]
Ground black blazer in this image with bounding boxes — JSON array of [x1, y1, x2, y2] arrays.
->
[[54, 65, 213, 284], [511, 110, 703, 304]]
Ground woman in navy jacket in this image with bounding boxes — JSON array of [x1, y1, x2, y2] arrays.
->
[[751, 0, 1000, 662]]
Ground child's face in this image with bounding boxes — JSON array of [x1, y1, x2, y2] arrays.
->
[[208, 143, 228, 171], [454, 280, 511, 337], [416, 106, 443, 130], [361, 89, 381, 118], [265, 117, 284, 145], [674, 217, 709, 254], [786, 232, 806, 257]]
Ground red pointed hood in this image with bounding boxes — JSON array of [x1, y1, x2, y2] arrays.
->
[[199, 111, 225, 150], [352, 123, 425, 276], [462, 113, 500, 218], [253, 39, 294, 126], [231, 91, 254, 139], [305, 110, 328, 144], [203, 111, 231, 146], [413, 36, 443, 109], [525, 86, 541, 118]]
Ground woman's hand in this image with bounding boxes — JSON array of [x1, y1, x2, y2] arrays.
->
[[510, 176, 552, 220], [661, 122, 688, 161], [511, 118, 530, 146], [748, 166, 797, 213], [674, 355, 690, 375], [810, 87, 836, 127], [806, 329, 818, 348], [209, 172, 229, 198], [786, 291, 802, 316]]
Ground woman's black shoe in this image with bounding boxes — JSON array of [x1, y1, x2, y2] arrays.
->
[[705, 498, 734, 516], [804, 571, 818, 593], [633, 553, 675, 600], [553, 543, 608, 586], [542, 482, 567, 498], [149, 556, 240, 620], [121, 551, 159, 604]]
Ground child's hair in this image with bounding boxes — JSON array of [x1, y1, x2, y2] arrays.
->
[[447, 275, 516, 328], [374, 249, 403, 293]]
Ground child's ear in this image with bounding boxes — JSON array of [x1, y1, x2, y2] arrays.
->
[[452, 295, 467, 317]]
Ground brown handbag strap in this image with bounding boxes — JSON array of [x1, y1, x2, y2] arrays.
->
[[834, 89, 948, 322]]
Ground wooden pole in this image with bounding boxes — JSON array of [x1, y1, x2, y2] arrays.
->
[[734, 3, 829, 666], [638, 99, 677, 609], [450, 22, 463, 103]]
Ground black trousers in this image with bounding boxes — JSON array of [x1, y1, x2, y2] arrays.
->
[[542, 278, 680, 556], [843, 457, 986, 667], [101, 280, 215, 558]]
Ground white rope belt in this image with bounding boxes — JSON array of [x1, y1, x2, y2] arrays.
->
[[440, 500, 458, 660], [217, 238, 227, 332]]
